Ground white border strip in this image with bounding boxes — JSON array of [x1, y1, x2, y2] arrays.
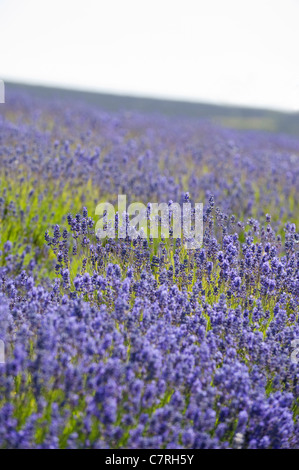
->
[[0, 80, 5, 103], [0, 339, 5, 363]]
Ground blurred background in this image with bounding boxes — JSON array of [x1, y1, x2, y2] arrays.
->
[[1, 0, 299, 133]]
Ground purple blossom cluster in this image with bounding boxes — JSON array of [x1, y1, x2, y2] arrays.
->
[[1, 90, 299, 217], [0, 91, 299, 448]]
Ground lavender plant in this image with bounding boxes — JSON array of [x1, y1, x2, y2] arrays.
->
[[0, 90, 298, 448]]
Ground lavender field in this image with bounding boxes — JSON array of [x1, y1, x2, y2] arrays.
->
[[0, 90, 299, 449]]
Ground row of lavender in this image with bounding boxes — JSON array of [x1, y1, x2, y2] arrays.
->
[[0, 91, 299, 448]]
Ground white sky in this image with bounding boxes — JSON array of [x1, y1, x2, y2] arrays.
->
[[0, 0, 299, 111]]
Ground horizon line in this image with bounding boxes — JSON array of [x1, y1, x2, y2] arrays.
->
[[3, 78, 299, 116]]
